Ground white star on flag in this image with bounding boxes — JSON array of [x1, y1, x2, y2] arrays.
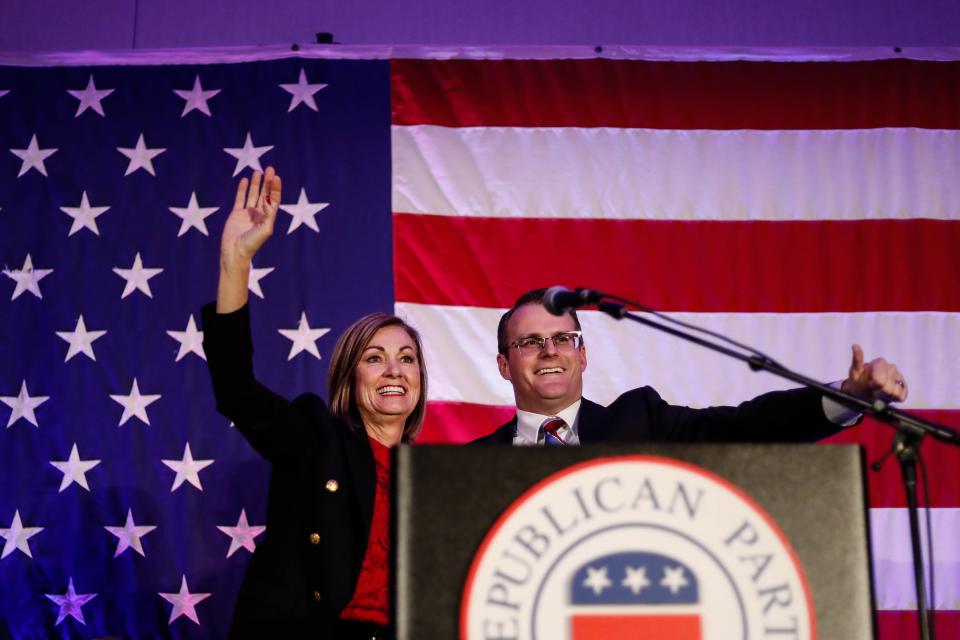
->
[[45, 578, 97, 626], [59, 191, 110, 236], [583, 566, 612, 595], [622, 565, 651, 595], [278, 312, 330, 360], [167, 314, 206, 361], [158, 575, 212, 625], [279, 68, 327, 112], [105, 508, 157, 557], [67, 75, 114, 117], [0, 510, 43, 559], [224, 132, 273, 177], [169, 192, 218, 237], [3, 253, 53, 300], [217, 509, 266, 557], [173, 75, 221, 117], [280, 187, 328, 234], [55, 314, 107, 362], [10, 134, 57, 177], [162, 443, 214, 491], [118, 133, 166, 176], [1, 380, 49, 428], [110, 378, 161, 427], [660, 566, 690, 594], [247, 263, 275, 298], [49, 443, 101, 492], [113, 252, 163, 299]]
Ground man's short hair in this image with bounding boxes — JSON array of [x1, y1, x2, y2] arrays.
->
[[497, 287, 583, 356]]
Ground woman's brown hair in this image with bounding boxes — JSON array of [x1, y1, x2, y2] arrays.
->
[[327, 312, 427, 441]]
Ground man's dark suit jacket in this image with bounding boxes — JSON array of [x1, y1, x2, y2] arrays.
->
[[471, 385, 843, 444], [202, 303, 376, 638]]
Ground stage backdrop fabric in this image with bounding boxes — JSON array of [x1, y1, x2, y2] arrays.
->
[[0, 47, 958, 638]]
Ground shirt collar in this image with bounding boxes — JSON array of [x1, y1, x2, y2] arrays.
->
[[514, 399, 582, 445]]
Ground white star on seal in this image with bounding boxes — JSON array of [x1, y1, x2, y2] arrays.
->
[[621, 565, 651, 595], [118, 133, 166, 176], [49, 443, 101, 492], [583, 566, 612, 595], [217, 509, 266, 557], [0, 510, 43, 559], [280, 187, 328, 234], [55, 314, 107, 362], [169, 192, 218, 237], [1, 380, 50, 428], [45, 578, 97, 626], [3, 254, 53, 300], [59, 191, 110, 236], [278, 311, 330, 360], [162, 443, 214, 491], [224, 132, 273, 177], [112, 252, 163, 299], [167, 314, 205, 362], [67, 75, 114, 117], [109, 378, 161, 427], [279, 68, 327, 112], [105, 508, 157, 557], [158, 575, 211, 625], [173, 75, 221, 117], [660, 565, 690, 594], [10, 134, 57, 178]]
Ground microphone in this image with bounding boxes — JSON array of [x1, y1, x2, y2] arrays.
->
[[543, 286, 604, 315]]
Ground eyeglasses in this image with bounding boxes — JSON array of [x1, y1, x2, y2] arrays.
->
[[509, 331, 583, 353]]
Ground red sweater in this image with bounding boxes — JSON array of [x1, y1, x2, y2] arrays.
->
[[340, 437, 391, 625]]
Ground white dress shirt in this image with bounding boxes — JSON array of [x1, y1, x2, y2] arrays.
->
[[512, 400, 582, 446]]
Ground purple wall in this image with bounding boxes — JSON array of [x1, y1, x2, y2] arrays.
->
[[1, 0, 959, 52]]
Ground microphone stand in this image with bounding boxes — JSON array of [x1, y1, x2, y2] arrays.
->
[[594, 298, 959, 640]]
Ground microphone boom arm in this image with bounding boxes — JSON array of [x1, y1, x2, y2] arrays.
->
[[595, 293, 956, 640]]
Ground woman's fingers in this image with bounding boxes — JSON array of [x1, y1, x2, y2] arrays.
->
[[246, 170, 263, 209], [263, 174, 281, 234], [257, 167, 275, 210], [268, 173, 281, 208], [234, 177, 248, 212]]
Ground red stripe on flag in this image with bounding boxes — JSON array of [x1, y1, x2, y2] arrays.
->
[[392, 59, 960, 129], [394, 215, 960, 312], [416, 401, 515, 444], [823, 410, 960, 508], [877, 611, 960, 640]]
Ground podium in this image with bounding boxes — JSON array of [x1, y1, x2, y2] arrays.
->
[[395, 444, 874, 639]]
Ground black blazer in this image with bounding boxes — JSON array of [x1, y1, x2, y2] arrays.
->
[[201, 303, 375, 637], [471, 385, 843, 445]]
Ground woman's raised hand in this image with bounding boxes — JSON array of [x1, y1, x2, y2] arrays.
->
[[216, 167, 282, 313], [220, 167, 282, 268]]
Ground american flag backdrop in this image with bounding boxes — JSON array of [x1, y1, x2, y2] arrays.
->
[[1, 46, 959, 638], [0, 52, 395, 638]]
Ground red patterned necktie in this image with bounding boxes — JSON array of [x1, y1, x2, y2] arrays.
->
[[540, 417, 567, 446]]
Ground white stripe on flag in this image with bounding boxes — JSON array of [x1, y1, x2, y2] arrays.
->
[[397, 303, 960, 409], [392, 125, 960, 220], [870, 507, 960, 610]]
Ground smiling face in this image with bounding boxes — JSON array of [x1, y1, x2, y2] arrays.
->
[[353, 325, 422, 430], [497, 303, 587, 415]]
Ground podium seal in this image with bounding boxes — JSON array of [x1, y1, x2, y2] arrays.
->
[[461, 455, 815, 640]]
